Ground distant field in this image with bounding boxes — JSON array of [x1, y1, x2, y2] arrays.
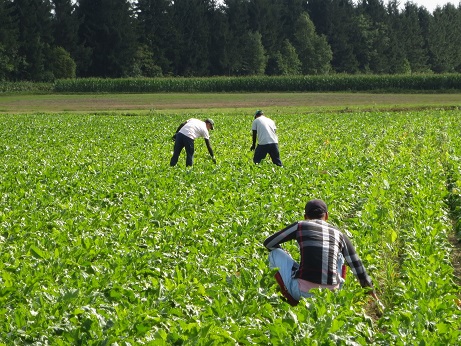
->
[[0, 92, 460, 113]]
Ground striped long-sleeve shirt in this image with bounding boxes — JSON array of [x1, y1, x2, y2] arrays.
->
[[263, 219, 374, 289]]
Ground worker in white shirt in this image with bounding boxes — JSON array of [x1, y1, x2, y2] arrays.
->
[[250, 110, 282, 166], [170, 118, 216, 167]]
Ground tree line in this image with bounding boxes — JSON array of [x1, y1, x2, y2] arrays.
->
[[1, 0, 461, 82]]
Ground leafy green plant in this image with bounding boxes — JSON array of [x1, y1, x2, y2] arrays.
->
[[0, 110, 460, 344], [52, 74, 461, 93]]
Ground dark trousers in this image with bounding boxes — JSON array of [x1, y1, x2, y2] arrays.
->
[[170, 132, 195, 166], [253, 143, 283, 166]]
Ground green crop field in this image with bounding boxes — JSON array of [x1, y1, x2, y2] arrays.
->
[[1, 108, 460, 344]]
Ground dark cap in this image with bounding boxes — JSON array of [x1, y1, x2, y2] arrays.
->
[[254, 110, 264, 118], [304, 199, 328, 219], [205, 118, 214, 130]]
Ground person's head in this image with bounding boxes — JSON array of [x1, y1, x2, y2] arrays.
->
[[304, 199, 328, 220], [254, 110, 264, 119], [205, 118, 215, 130]]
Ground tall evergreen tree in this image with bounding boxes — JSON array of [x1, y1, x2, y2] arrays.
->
[[170, 0, 212, 76], [135, 0, 175, 76], [281, 39, 302, 75], [0, 0, 19, 80], [400, 2, 429, 73], [270, 38, 301, 75], [223, 0, 251, 75], [305, 0, 333, 36], [11, 0, 54, 81], [359, 0, 387, 22], [52, 0, 81, 77], [416, 3, 433, 71], [293, 12, 332, 74], [355, 0, 391, 73], [280, 0, 307, 40], [52, 0, 79, 56], [76, 0, 137, 77], [384, 0, 410, 74], [248, 0, 283, 53], [307, 0, 359, 73], [207, 2, 229, 76], [367, 21, 391, 73], [3, 0, 461, 78], [247, 0, 285, 76], [350, 13, 375, 72], [240, 31, 266, 75], [428, 4, 461, 72]]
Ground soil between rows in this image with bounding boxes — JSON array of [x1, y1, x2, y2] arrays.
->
[[0, 92, 459, 113]]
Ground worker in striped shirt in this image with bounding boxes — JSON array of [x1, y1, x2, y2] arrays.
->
[[263, 199, 381, 307]]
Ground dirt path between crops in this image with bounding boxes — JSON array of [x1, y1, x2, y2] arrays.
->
[[450, 233, 461, 286], [449, 233, 461, 310], [0, 92, 460, 113]]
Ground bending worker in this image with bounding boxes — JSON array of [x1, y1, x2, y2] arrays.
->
[[170, 118, 216, 167]]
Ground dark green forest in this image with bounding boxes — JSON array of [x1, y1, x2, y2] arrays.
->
[[1, 0, 461, 82]]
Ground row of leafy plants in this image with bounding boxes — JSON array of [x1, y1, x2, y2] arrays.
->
[[1, 74, 461, 94], [0, 82, 53, 94], [0, 110, 460, 344], [52, 74, 461, 93]]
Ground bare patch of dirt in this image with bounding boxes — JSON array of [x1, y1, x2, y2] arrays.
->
[[1, 92, 460, 113], [449, 232, 461, 288]]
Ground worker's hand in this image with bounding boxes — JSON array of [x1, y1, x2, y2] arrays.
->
[[212, 156, 216, 164], [250, 145, 255, 151], [370, 291, 385, 314], [375, 298, 385, 312], [172, 134, 177, 141]]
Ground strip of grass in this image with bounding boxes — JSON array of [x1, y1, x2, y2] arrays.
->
[[0, 92, 459, 114]]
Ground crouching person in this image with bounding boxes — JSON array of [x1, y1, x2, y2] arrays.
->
[[263, 199, 381, 307]]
